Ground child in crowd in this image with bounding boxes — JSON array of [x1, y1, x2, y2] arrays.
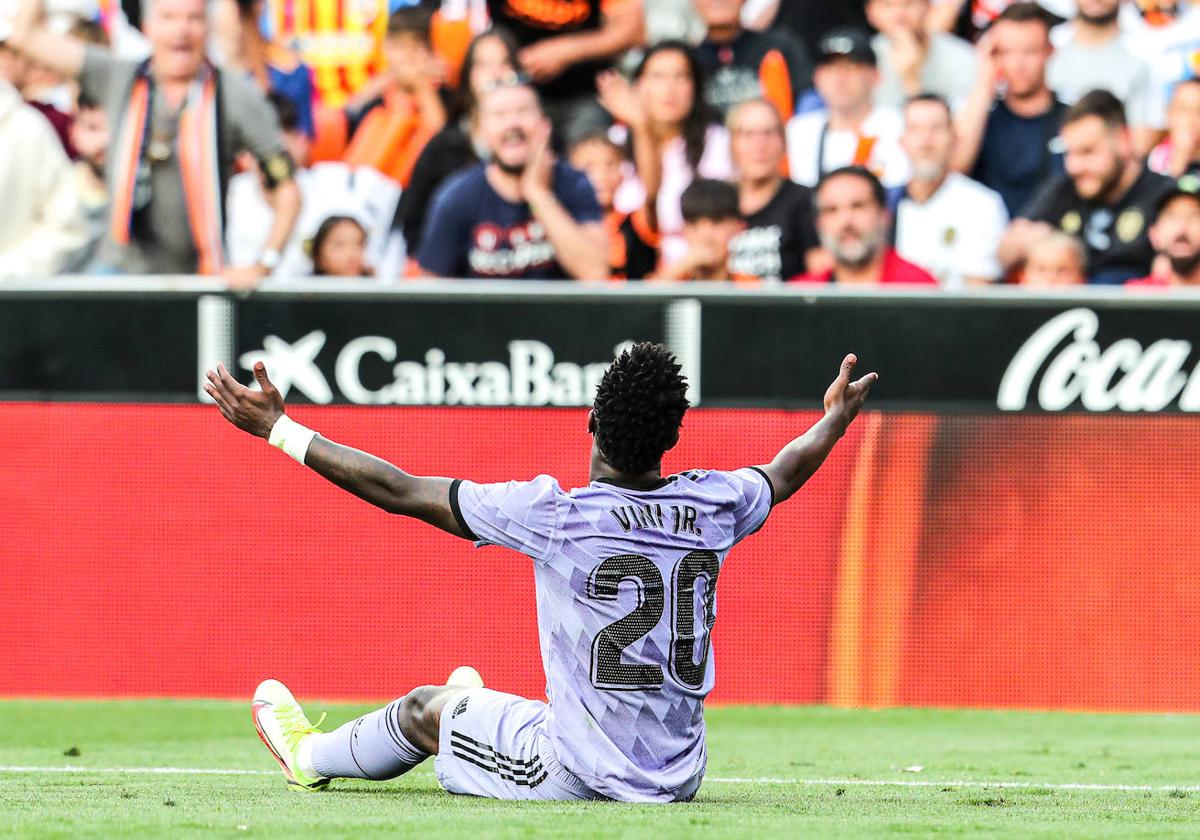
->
[[310, 216, 372, 277], [62, 91, 109, 272], [1022, 231, 1088, 286], [653, 178, 750, 282], [567, 130, 658, 281]]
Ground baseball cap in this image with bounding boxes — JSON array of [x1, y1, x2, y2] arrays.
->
[[815, 28, 877, 68], [1153, 174, 1200, 220]]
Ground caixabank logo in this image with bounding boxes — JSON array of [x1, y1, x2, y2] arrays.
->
[[237, 331, 633, 406], [998, 308, 1200, 412]]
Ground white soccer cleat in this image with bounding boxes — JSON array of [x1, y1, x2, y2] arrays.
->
[[446, 666, 485, 689], [251, 679, 329, 791]]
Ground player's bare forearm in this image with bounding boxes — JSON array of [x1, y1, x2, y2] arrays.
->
[[759, 410, 852, 504], [302, 437, 466, 535], [203, 361, 469, 538], [758, 354, 877, 505]]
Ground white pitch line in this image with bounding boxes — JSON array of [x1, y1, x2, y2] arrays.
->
[[1, 766, 1197, 793]]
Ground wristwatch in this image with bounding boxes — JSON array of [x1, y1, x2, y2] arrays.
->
[[258, 248, 282, 273]]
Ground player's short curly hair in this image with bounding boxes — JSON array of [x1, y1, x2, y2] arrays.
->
[[591, 342, 690, 475]]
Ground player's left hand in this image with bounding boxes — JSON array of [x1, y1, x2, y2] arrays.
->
[[204, 362, 285, 439], [823, 353, 878, 424]]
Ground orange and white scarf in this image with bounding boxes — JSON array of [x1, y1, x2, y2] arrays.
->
[[110, 61, 224, 275]]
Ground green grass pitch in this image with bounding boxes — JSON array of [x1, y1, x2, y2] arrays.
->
[[1, 700, 1198, 838]]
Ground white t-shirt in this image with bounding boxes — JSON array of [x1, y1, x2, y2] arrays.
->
[[785, 107, 911, 189], [893, 172, 1009, 290], [1119, 5, 1200, 129], [225, 162, 401, 280]]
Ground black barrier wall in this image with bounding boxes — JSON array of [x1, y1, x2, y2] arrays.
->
[[3, 280, 1200, 411]]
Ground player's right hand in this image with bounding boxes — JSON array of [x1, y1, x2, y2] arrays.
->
[[823, 354, 878, 423], [203, 362, 285, 440]]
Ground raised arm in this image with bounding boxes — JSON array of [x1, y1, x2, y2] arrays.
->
[[757, 354, 878, 505], [8, 0, 86, 79], [204, 362, 470, 538]]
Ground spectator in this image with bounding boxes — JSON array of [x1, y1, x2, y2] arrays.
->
[[416, 78, 607, 280], [1047, 0, 1164, 153], [226, 92, 399, 279], [792, 165, 938, 284], [999, 90, 1173, 284], [392, 29, 521, 260], [953, 2, 1066, 217], [693, 0, 812, 119], [0, 78, 85, 276], [726, 97, 818, 283], [1147, 79, 1200, 178], [488, 0, 644, 136], [926, 0, 1072, 40], [757, 0, 870, 62], [309, 215, 372, 277], [866, 0, 977, 110], [1127, 177, 1200, 287], [785, 28, 911, 188], [894, 93, 1008, 288], [9, 0, 302, 283], [653, 178, 747, 281], [603, 41, 732, 266], [62, 91, 110, 273], [1021, 230, 1088, 285], [212, 0, 315, 136], [0, 41, 72, 154], [338, 6, 448, 187], [568, 130, 658, 280]]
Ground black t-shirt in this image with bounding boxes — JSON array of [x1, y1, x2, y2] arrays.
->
[[612, 211, 658, 280], [728, 180, 818, 282], [972, 97, 1066, 218], [771, 0, 869, 61], [488, 0, 606, 101], [1021, 167, 1174, 285], [392, 122, 479, 252], [694, 29, 813, 118]]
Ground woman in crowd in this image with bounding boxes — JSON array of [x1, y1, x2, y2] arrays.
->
[[390, 29, 522, 262], [599, 40, 733, 267], [310, 216, 372, 277]]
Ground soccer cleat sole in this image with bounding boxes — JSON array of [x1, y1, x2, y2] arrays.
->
[[252, 701, 329, 792]]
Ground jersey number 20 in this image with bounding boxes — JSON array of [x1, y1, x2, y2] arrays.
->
[[586, 551, 719, 691]]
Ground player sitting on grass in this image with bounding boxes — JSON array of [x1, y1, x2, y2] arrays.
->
[[204, 342, 876, 803]]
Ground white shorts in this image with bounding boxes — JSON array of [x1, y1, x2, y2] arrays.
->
[[434, 688, 601, 801]]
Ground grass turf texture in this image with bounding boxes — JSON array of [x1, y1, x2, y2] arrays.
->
[[1, 701, 1198, 838]]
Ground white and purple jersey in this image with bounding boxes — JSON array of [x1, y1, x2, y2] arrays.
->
[[450, 468, 774, 802]]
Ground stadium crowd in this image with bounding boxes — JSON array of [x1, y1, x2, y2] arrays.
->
[[3, 0, 1200, 288]]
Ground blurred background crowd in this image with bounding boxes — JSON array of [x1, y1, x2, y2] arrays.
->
[[3, 0, 1200, 288]]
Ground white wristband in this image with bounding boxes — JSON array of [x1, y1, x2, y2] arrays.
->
[[268, 415, 317, 464]]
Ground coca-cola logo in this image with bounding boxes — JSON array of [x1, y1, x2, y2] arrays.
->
[[998, 308, 1200, 412]]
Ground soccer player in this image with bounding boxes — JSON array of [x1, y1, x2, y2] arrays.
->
[[204, 342, 877, 803]]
